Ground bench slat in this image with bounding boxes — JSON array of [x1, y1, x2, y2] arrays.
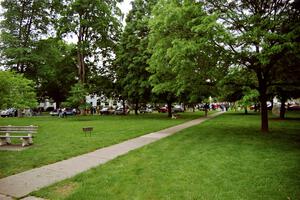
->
[[0, 136, 32, 138], [0, 126, 38, 133], [0, 126, 37, 129], [0, 130, 37, 133]]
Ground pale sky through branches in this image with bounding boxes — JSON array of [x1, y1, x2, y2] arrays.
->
[[0, 0, 133, 44], [120, 0, 133, 19]]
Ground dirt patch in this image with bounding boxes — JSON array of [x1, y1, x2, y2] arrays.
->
[[54, 182, 79, 198], [0, 144, 30, 151]]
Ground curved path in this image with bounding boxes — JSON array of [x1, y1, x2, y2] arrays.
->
[[0, 112, 223, 199]]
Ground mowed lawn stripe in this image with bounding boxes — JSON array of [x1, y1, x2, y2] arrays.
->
[[33, 112, 300, 200]]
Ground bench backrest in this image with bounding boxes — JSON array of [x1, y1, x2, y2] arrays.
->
[[0, 126, 38, 134]]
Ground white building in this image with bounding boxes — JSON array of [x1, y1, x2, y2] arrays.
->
[[39, 99, 56, 110], [85, 94, 123, 108]]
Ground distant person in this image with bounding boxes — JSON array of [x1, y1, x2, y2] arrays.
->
[[58, 108, 62, 117], [204, 103, 209, 117]]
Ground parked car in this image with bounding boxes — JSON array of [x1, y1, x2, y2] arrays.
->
[[115, 107, 130, 115], [172, 105, 184, 113], [65, 108, 75, 115], [158, 107, 168, 113], [287, 104, 300, 111], [100, 107, 115, 115], [50, 109, 59, 116], [50, 108, 76, 116], [139, 107, 153, 114], [1, 108, 17, 117]]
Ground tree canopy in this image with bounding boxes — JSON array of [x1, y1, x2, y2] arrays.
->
[[115, 0, 156, 114], [148, 0, 228, 116], [206, 0, 300, 132], [0, 71, 37, 109]]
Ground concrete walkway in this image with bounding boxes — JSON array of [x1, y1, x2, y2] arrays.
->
[[0, 112, 223, 199]]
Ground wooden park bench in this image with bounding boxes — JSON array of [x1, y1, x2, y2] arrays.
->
[[0, 125, 38, 147]]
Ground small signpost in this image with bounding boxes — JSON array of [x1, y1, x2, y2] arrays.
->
[[82, 127, 93, 136]]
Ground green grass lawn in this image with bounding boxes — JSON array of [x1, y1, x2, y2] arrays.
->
[[0, 112, 204, 178], [33, 111, 300, 200]]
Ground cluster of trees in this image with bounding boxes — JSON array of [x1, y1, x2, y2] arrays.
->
[[0, 0, 122, 107], [1, 0, 299, 132]]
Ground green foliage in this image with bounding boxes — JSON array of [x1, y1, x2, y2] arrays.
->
[[206, 0, 300, 131], [30, 38, 78, 105], [65, 83, 88, 109], [218, 67, 257, 102], [57, 0, 123, 83], [237, 89, 259, 108], [0, 0, 51, 73], [0, 71, 37, 109], [148, 0, 228, 103], [115, 0, 156, 106]]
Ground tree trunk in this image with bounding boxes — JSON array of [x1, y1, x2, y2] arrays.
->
[[77, 49, 85, 83], [77, 19, 85, 83], [16, 1, 26, 72], [167, 101, 172, 118], [244, 107, 248, 114], [260, 97, 269, 132], [257, 70, 269, 133], [134, 99, 139, 115], [279, 98, 287, 119]]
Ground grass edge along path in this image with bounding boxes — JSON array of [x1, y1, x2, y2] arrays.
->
[[32, 111, 300, 200], [0, 112, 223, 198]]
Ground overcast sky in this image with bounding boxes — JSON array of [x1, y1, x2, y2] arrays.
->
[[119, 0, 133, 18]]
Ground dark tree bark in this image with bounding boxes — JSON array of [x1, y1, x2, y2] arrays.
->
[[77, 16, 85, 84], [256, 67, 269, 133], [134, 99, 139, 115], [167, 101, 172, 118], [258, 83, 269, 132], [244, 107, 248, 114]]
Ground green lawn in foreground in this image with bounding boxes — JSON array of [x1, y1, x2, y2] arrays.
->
[[33, 111, 300, 200], [0, 112, 203, 178]]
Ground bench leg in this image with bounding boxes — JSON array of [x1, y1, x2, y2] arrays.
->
[[28, 137, 33, 144], [28, 134, 33, 144], [20, 138, 30, 147], [0, 138, 8, 146], [0, 133, 11, 146], [6, 137, 11, 145]]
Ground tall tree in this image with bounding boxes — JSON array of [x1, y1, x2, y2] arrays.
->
[[148, 0, 226, 117], [30, 38, 78, 107], [206, 0, 300, 132], [115, 0, 156, 115], [58, 0, 122, 83], [0, 0, 51, 74]]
